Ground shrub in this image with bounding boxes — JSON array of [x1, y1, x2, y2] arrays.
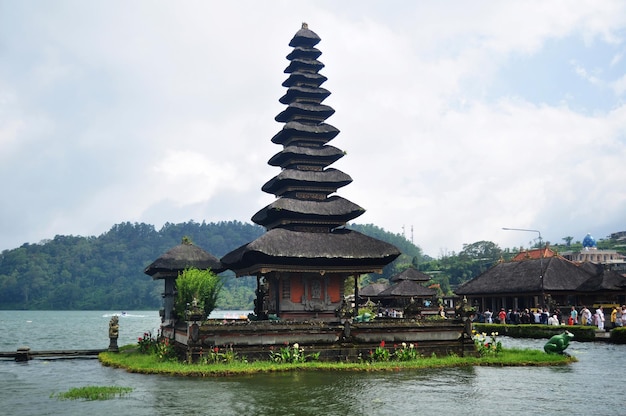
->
[[174, 267, 223, 319], [473, 323, 596, 341], [610, 327, 626, 344]]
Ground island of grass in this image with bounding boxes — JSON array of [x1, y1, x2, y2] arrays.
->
[[99, 344, 575, 377]]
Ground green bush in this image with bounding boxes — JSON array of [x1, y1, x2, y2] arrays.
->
[[174, 267, 223, 319], [610, 327, 626, 344], [473, 323, 596, 342]]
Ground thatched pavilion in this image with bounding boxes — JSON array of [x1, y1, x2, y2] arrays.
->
[[144, 238, 224, 325], [221, 23, 400, 321], [359, 267, 437, 313], [455, 249, 626, 313]]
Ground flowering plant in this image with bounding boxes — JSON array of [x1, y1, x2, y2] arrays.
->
[[201, 345, 240, 364], [137, 332, 156, 354], [269, 343, 319, 363], [370, 340, 390, 362], [473, 331, 502, 356], [154, 337, 177, 361], [393, 342, 419, 361]]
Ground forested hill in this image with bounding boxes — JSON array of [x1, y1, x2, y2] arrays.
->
[[0, 221, 421, 310]]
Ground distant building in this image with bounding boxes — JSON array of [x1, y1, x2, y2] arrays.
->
[[561, 233, 626, 272], [455, 244, 626, 313]]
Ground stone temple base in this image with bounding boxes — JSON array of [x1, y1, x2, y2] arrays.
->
[[161, 318, 477, 362]]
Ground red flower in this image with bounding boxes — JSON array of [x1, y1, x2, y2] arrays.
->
[[380, 340, 385, 348], [213, 347, 219, 353]]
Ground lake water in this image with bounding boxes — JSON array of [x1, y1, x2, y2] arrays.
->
[[0, 310, 623, 416]]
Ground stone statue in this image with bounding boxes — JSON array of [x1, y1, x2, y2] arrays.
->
[[544, 330, 574, 354], [334, 296, 354, 320], [403, 297, 422, 319], [108, 315, 119, 338], [108, 315, 119, 352], [455, 296, 475, 319]]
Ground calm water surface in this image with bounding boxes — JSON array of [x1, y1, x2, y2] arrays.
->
[[0, 311, 623, 416]]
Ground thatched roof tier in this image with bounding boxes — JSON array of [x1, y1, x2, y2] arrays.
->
[[268, 145, 344, 168], [281, 71, 328, 88], [261, 168, 352, 196], [284, 58, 325, 74], [576, 263, 626, 291], [377, 279, 437, 298], [286, 46, 322, 61], [289, 23, 321, 47], [275, 102, 335, 123], [359, 283, 390, 297], [251, 196, 365, 229], [144, 243, 225, 279], [221, 228, 400, 277], [390, 267, 432, 282], [220, 23, 401, 287], [455, 256, 594, 295], [279, 86, 331, 105], [271, 121, 339, 145]]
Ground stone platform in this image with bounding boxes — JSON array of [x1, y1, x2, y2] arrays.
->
[[162, 318, 478, 361]]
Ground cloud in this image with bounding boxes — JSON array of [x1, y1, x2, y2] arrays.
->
[[1, 1, 626, 256]]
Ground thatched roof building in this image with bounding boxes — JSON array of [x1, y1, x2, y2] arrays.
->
[[378, 279, 437, 298], [455, 252, 626, 312], [145, 239, 224, 323], [221, 24, 400, 320], [390, 267, 432, 282], [359, 283, 390, 298], [144, 241, 225, 278], [358, 268, 437, 310]]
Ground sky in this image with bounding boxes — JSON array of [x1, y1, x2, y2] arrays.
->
[[1, 1, 625, 257]]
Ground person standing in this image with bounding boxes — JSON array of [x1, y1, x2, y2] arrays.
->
[[580, 306, 591, 326], [596, 306, 605, 331], [498, 308, 506, 324], [610, 307, 618, 329], [570, 306, 578, 325], [484, 308, 493, 324]]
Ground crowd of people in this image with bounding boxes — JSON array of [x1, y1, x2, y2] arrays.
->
[[478, 304, 626, 331]]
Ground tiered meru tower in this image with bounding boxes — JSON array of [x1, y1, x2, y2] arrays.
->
[[221, 23, 400, 321]]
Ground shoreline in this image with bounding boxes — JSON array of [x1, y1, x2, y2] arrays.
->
[[98, 347, 576, 377]]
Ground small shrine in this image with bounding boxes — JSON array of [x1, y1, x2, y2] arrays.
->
[[144, 238, 224, 325], [221, 23, 401, 321]]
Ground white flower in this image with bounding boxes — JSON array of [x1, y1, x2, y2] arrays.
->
[[293, 343, 299, 350]]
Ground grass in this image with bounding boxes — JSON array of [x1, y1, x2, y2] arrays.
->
[[99, 347, 576, 377], [51, 386, 133, 401]]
